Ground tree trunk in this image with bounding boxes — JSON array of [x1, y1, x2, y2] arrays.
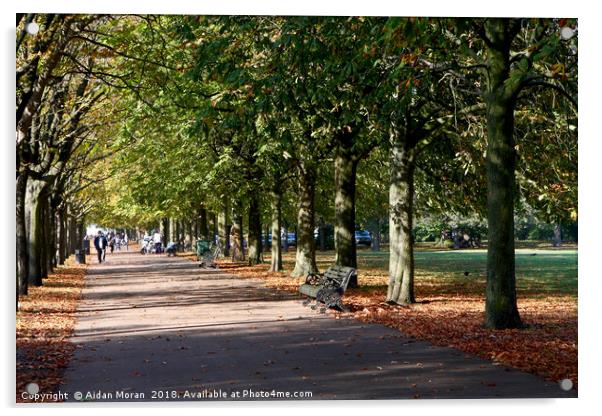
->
[[25, 178, 45, 286], [386, 139, 416, 305], [212, 213, 218, 244], [168, 218, 177, 243], [263, 224, 270, 252], [16, 173, 29, 296], [39, 197, 48, 279], [199, 206, 209, 240], [552, 223, 562, 247], [248, 195, 262, 265], [58, 207, 66, 265], [292, 163, 318, 277], [371, 218, 381, 252], [282, 223, 289, 252], [483, 19, 523, 329], [68, 209, 77, 258], [334, 145, 359, 285], [269, 189, 283, 272], [177, 220, 183, 243], [318, 217, 326, 252], [77, 219, 86, 263], [45, 197, 56, 274], [185, 221, 193, 249], [218, 200, 230, 257], [231, 201, 244, 261], [160, 218, 168, 246]]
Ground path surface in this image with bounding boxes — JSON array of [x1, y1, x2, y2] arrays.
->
[[62, 251, 575, 401]]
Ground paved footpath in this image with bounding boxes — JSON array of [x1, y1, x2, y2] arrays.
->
[[61, 251, 575, 401]]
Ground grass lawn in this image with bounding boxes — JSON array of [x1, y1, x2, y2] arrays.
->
[[212, 245, 578, 387]]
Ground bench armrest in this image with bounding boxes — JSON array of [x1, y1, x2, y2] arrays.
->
[[305, 272, 323, 285]]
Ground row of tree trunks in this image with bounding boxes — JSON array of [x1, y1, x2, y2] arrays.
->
[[17, 172, 82, 299]]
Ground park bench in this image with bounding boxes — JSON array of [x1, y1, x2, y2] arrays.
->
[[299, 265, 356, 312]]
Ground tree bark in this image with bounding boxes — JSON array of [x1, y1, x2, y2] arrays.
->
[[248, 195, 262, 265], [552, 223, 562, 247], [39, 197, 48, 279], [269, 188, 283, 272], [318, 217, 326, 252], [16, 173, 29, 296], [282, 223, 289, 252], [168, 218, 177, 243], [231, 201, 245, 261], [25, 178, 45, 286], [386, 138, 416, 305], [483, 19, 523, 329], [334, 144, 359, 286], [43, 196, 54, 275], [371, 218, 381, 252], [292, 163, 318, 277], [160, 218, 168, 246], [199, 206, 209, 240], [68, 208, 77, 257], [212, 213, 218, 244], [263, 224, 270, 252], [184, 220, 193, 249], [58, 207, 66, 265], [218, 200, 230, 257], [76, 219, 86, 263]]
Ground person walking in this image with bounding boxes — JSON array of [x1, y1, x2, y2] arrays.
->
[[93, 231, 108, 263], [123, 233, 129, 251], [109, 232, 115, 254], [153, 229, 163, 254]]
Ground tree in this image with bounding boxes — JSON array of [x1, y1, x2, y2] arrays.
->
[[468, 18, 577, 328]]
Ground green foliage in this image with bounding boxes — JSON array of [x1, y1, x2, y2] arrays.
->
[[33, 16, 575, 239]]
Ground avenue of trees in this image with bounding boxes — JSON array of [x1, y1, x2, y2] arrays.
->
[[16, 15, 577, 329]]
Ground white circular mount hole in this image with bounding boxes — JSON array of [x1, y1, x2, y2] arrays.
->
[[25, 22, 39, 35]]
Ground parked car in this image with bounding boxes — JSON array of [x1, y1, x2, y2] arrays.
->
[[285, 232, 296, 247], [263, 232, 297, 247], [355, 230, 372, 247]]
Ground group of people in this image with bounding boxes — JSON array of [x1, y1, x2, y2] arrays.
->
[[93, 230, 129, 263]]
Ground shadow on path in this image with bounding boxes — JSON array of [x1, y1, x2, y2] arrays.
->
[[61, 251, 575, 401]]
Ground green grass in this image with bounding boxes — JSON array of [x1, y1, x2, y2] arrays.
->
[[280, 247, 578, 296], [355, 248, 578, 295]]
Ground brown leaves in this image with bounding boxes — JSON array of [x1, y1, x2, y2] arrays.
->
[[16, 261, 86, 402]]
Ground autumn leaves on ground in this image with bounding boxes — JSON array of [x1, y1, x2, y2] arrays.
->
[[211, 248, 577, 387], [16, 260, 86, 402]]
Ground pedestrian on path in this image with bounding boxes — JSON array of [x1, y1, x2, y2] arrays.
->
[[109, 233, 115, 254], [93, 231, 108, 263], [153, 229, 163, 254]]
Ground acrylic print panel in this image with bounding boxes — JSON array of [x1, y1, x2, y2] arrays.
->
[[16, 13, 578, 403]]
